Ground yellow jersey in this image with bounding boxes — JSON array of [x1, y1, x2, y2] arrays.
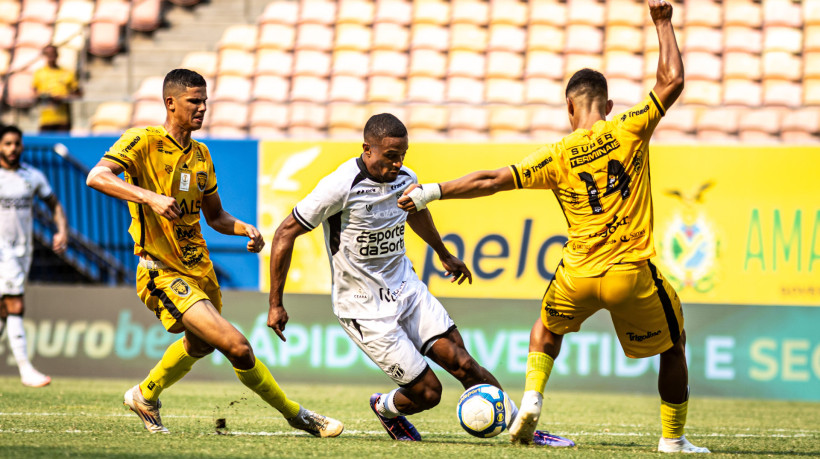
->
[[32, 66, 78, 127], [510, 92, 666, 277], [103, 126, 218, 278]]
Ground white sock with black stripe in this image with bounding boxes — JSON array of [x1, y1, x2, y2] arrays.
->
[[376, 388, 403, 419]]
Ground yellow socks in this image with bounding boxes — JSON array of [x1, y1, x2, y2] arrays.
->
[[140, 338, 200, 401], [660, 399, 688, 438], [524, 352, 554, 394], [234, 358, 301, 419]]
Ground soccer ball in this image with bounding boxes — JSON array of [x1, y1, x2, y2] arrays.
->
[[456, 384, 512, 438]]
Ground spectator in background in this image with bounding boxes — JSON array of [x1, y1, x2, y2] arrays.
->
[[32, 45, 81, 133], [0, 125, 68, 387]]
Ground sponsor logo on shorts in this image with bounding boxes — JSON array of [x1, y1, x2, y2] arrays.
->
[[626, 330, 661, 342], [544, 305, 574, 320], [170, 278, 191, 297], [387, 363, 405, 380], [196, 171, 208, 191]]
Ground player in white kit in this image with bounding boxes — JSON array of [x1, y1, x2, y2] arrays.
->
[[0, 125, 68, 387], [267, 114, 573, 446]]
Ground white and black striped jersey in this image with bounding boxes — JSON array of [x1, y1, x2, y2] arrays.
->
[[0, 163, 53, 257], [292, 156, 419, 319]]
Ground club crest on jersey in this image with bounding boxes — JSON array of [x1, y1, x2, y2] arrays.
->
[[170, 278, 191, 297], [196, 172, 207, 191], [386, 363, 404, 380]]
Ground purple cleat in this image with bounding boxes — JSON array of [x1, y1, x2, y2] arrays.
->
[[533, 430, 575, 447], [369, 393, 422, 441]]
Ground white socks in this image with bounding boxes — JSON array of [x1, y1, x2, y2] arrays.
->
[[6, 315, 34, 374], [376, 388, 403, 419]]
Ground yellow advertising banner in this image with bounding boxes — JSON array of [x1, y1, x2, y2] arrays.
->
[[258, 142, 820, 307]]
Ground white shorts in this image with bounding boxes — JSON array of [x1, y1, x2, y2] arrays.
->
[[0, 253, 31, 296], [338, 279, 455, 387]]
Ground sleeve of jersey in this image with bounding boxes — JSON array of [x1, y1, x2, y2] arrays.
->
[[508, 145, 559, 190], [292, 176, 345, 232], [34, 169, 54, 200], [203, 147, 218, 196], [102, 129, 146, 173], [617, 91, 666, 139]]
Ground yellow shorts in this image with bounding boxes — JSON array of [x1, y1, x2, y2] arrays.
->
[[541, 260, 684, 359], [136, 265, 222, 334]]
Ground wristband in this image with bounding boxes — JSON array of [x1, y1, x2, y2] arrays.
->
[[408, 183, 442, 211]]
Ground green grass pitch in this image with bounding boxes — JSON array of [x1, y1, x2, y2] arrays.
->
[[0, 376, 817, 458]]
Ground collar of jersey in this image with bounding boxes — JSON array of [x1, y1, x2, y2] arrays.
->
[[157, 126, 193, 154], [355, 155, 388, 183]]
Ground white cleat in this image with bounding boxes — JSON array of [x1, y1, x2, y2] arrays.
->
[[123, 385, 169, 434], [21, 369, 51, 388], [509, 390, 543, 445], [287, 406, 344, 438], [658, 435, 711, 453]]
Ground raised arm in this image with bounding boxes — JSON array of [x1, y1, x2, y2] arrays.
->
[[43, 194, 68, 253], [267, 214, 309, 341], [86, 159, 182, 220], [407, 209, 472, 285], [650, 0, 684, 109], [398, 166, 515, 212], [201, 191, 265, 253]]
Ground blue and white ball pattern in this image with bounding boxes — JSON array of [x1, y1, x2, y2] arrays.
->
[[456, 384, 511, 438]]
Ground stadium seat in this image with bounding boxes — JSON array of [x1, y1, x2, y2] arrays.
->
[[289, 101, 328, 129], [249, 101, 289, 129], [684, 0, 721, 27], [367, 102, 407, 121], [608, 78, 643, 106], [486, 78, 524, 104], [258, 24, 296, 50], [738, 109, 783, 143], [0, 49, 9, 74], [447, 50, 485, 79], [93, 1, 130, 25], [299, 0, 336, 24], [252, 75, 290, 102], [369, 50, 408, 77], [565, 25, 603, 54], [212, 76, 252, 103], [489, 106, 530, 140], [290, 75, 329, 102], [406, 76, 445, 103], [57, 0, 95, 24], [296, 23, 334, 51], [372, 22, 409, 50], [168, 0, 203, 6], [328, 102, 368, 137], [489, 0, 527, 26], [6, 72, 35, 108], [0, 24, 14, 49], [806, 1, 820, 26], [724, 0, 762, 27], [763, 26, 803, 54], [525, 50, 564, 79], [409, 127, 448, 140], [412, 0, 449, 25], [255, 49, 293, 76], [411, 23, 449, 51], [131, 100, 166, 127], [335, 24, 372, 51], [606, 0, 645, 26], [207, 126, 247, 139], [488, 24, 526, 52], [0, 2, 21, 24], [805, 52, 820, 79], [260, 1, 299, 24], [527, 25, 565, 53], [209, 101, 249, 129], [53, 22, 86, 50], [605, 25, 644, 53], [218, 25, 258, 51], [337, 0, 374, 25], [181, 51, 217, 78], [806, 26, 820, 53], [89, 21, 122, 57], [529, 1, 567, 27], [449, 104, 488, 132], [723, 26, 762, 53], [408, 104, 448, 131], [652, 105, 696, 139], [134, 76, 164, 102], [696, 107, 740, 143], [90, 101, 133, 133], [218, 49, 255, 77], [605, 51, 643, 80], [763, 51, 802, 81], [567, 0, 605, 27], [763, 80, 802, 107], [446, 77, 484, 104], [249, 125, 286, 139], [781, 108, 820, 142], [450, 24, 488, 52], [763, 0, 802, 27], [375, 0, 411, 25], [724, 52, 761, 80], [723, 79, 762, 107], [565, 54, 603, 79], [293, 50, 331, 76], [682, 80, 722, 106], [367, 76, 406, 102], [524, 77, 564, 105], [410, 49, 446, 77], [20, 1, 57, 24], [487, 51, 524, 79], [130, 0, 161, 32], [332, 50, 369, 77], [683, 26, 723, 54], [684, 52, 722, 81], [56, 48, 79, 73], [10, 46, 45, 73], [328, 75, 367, 102], [805, 79, 820, 105], [451, 0, 488, 26]]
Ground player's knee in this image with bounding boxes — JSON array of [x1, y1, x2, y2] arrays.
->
[[417, 383, 442, 409], [188, 346, 215, 358], [224, 338, 253, 363]]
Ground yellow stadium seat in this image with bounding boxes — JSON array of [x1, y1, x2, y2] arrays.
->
[[724, 0, 762, 27], [218, 49, 255, 77], [804, 52, 820, 79], [332, 50, 369, 77], [212, 76, 252, 103], [375, 0, 412, 25], [255, 49, 293, 77], [605, 25, 643, 53], [763, 26, 803, 54], [131, 100, 165, 127], [763, 51, 802, 81], [525, 50, 564, 79], [806, 1, 820, 26], [565, 25, 603, 54], [0, 24, 14, 49], [0, 2, 21, 25], [486, 78, 525, 104], [447, 50, 485, 78], [296, 23, 334, 51], [564, 53, 603, 79], [723, 52, 761, 80], [20, 1, 57, 24], [0, 49, 9, 74], [372, 23, 409, 50], [408, 105, 448, 130], [53, 22, 85, 50], [763, 80, 802, 107], [328, 75, 367, 102], [406, 76, 445, 103], [531, 106, 571, 132], [804, 79, 820, 105], [762, 0, 802, 27], [249, 101, 289, 128], [723, 79, 762, 107], [335, 24, 372, 51], [527, 25, 565, 53], [410, 49, 446, 77], [604, 51, 643, 80], [449, 104, 488, 131], [653, 105, 697, 142], [134, 76, 164, 102], [258, 24, 295, 50], [489, 0, 527, 26], [412, 0, 449, 25], [608, 78, 643, 106], [781, 108, 820, 142], [328, 102, 368, 130], [529, 1, 566, 27], [488, 24, 526, 53], [684, 52, 722, 81], [299, 0, 337, 25], [451, 0, 488, 26], [249, 125, 287, 139], [723, 26, 762, 53], [450, 24, 487, 52], [260, 1, 299, 24], [367, 76, 406, 102], [445, 77, 483, 104], [293, 50, 331, 77], [489, 106, 530, 141], [209, 102, 249, 129], [487, 51, 524, 79], [683, 26, 723, 54], [803, 26, 820, 52], [290, 75, 329, 102], [369, 50, 408, 77], [567, 0, 605, 27], [15, 22, 53, 49], [367, 103, 407, 121], [684, 0, 722, 27], [337, 0, 375, 25], [90, 102, 133, 133], [606, 0, 645, 27], [738, 108, 783, 143], [682, 80, 722, 106], [57, 0, 95, 24], [696, 108, 740, 143], [181, 52, 218, 78], [219, 25, 258, 51], [289, 101, 329, 129], [524, 77, 564, 105], [411, 23, 449, 51], [252, 75, 290, 102]]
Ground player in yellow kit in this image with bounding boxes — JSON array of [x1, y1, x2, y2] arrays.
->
[[87, 69, 343, 437], [399, 1, 708, 454]]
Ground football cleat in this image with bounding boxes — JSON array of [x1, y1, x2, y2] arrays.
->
[[286, 406, 344, 438], [658, 435, 711, 453], [369, 393, 422, 441], [21, 369, 51, 388], [509, 390, 543, 444], [533, 430, 575, 447], [123, 385, 169, 434]]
